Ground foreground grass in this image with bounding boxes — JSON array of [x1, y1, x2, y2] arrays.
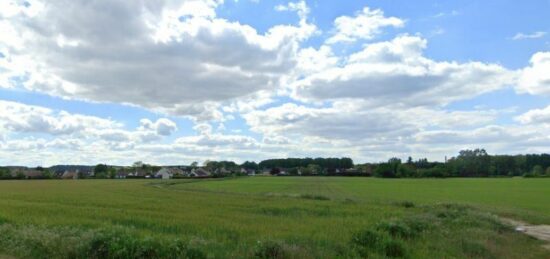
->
[[0, 177, 548, 258]]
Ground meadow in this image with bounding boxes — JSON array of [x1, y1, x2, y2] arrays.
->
[[0, 177, 549, 258]]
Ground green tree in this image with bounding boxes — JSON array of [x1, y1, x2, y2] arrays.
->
[[532, 165, 544, 176], [43, 169, 53, 179], [397, 164, 415, 178], [0, 168, 11, 179], [94, 164, 109, 178], [108, 167, 117, 179], [307, 164, 322, 175]]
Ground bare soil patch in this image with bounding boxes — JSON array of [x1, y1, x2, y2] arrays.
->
[[502, 218, 550, 250]]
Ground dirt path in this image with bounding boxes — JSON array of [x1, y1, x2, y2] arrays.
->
[[502, 218, 550, 250]]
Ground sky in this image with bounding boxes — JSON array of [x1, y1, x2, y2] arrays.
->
[[0, 0, 549, 166]]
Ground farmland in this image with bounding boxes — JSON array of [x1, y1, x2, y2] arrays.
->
[[0, 177, 549, 258]]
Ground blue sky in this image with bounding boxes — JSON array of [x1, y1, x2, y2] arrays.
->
[[0, 0, 549, 166]]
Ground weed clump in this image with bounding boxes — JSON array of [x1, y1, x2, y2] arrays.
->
[[0, 224, 206, 259], [460, 239, 492, 258], [299, 194, 330, 201], [351, 229, 408, 258], [396, 201, 415, 208], [254, 240, 288, 259]]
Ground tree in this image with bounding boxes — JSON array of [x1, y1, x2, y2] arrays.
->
[[374, 163, 396, 178], [449, 149, 490, 177], [94, 164, 109, 178], [108, 167, 117, 179], [0, 168, 11, 179], [532, 165, 544, 176], [241, 161, 259, 170], [43, 169, 53, 179], [397, 164, 415, 178], [307, 164, 322, 175], [270, 168, 281, 175], [190, 161, 198, 168]]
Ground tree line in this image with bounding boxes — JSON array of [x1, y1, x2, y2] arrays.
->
[[258, 157, 354, 171], [2, 149, 550, 179], [371, 149, 550, 178]]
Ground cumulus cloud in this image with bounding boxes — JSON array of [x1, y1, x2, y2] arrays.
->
[[293, 35, 515, 107], [0, 100, 118, 135], [326, 6, 404, 44], [0, 100, 179, 144], [0, 0, 315, 120], [517, 52, 550, 96], [275, 1, 309, 21], [139, 118, 178, 136], [516, 105, 550, 124]]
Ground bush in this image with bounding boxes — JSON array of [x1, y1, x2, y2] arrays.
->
[[254, 240, 287, 259], [377, 221, 415, 239], [0, 224, 205, 259], [381, 239, 407, 258], [351, 229, 408, 258], [351, 229, 383, 249]]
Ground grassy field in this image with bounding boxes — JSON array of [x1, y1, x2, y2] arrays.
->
[[0, 177, 549, 258]]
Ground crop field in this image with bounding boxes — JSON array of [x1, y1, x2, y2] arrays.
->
[[0, 177, 549, 258]]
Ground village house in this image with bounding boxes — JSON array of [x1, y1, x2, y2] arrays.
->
[[61, 170, 79, 180], [241, 168, 256, 176], [155, 167, 184, 180], [189, 168, 210, 178], [14, 169, 44, 179]]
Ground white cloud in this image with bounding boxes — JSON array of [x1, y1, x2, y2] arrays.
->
[[275, 1, 309, 21], [0, 0, 315, 121], [0, 100, 118, 135], [516, 105, 550, 124], [0, 100, 179, 145], [326, 6, 404, 44], [517, 52, 550, 96], [512, 31, 547, 40], [432, 10, 460, 19], [293, 35, 515, 107], [139, 118, 178, 136]]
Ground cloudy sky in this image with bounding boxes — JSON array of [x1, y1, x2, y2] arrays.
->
[[0, 0, 549, 166]]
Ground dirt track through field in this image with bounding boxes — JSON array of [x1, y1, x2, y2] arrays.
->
[[502, 218, 550, 250]]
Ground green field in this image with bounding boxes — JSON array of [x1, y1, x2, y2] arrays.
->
[[0, 177, 549, 258]]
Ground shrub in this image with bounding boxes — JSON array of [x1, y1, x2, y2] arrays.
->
[[351, 229, 408, 258], [0, 224, 206, 259], [351, 229, 383, 249], [377, 221, 414, 239], [381, 239, 407, 258], [254, 240, 287, 259]]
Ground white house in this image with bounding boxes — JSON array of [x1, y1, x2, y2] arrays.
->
[[156, 168, 172, 180]]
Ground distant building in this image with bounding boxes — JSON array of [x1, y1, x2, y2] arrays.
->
[[241, 168, 256, 176], [189, 168, 210, 177], [12, 169, 44, 179], [61, 170, 78, 180]]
